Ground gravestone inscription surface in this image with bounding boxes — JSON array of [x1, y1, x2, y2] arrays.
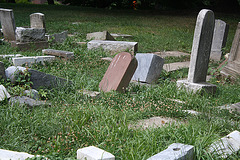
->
[[30, 13, 45, 29], [0, 8, 16, 41], [99, 52, 137, 92]]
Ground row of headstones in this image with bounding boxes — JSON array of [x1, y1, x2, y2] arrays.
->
[[1, 130, 239, 160]]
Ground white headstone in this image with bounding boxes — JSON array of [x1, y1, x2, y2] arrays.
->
[[30, 13, 45, 29]]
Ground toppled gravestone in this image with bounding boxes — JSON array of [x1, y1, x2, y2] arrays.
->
[[87, 31, 115, 41], [42, 49, 74, 60], [15, 27, 45, 42], [0, 85, 11, 101], [9, 96, 50, 108], [5, 66, 27, 84], [77, 146, 115, 160], [147, 143, 194, 160], [12, 56, 55, 66]]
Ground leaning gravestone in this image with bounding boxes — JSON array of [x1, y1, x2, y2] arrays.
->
[[30, 13, 45, 29], [210, 19, 229, 61], [177, 9, 217, 94], [220, 22, 240, 79], [132, 53, 164, 83], [0, 8, 16, 41], [99, 52, 137, 92]]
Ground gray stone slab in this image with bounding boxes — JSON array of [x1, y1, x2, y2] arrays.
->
[[30, 13, 45, 29], [210, 19, 229, 61], [208, 130, 240, 158], [0, 149, 38, 160], [42, 49, 74, 60], [9, 96, 51, 108], [147, 143, 194, 160], [221, 22, 240, 79], [12, 56, 55, 66], [163, 61, 190, 72], [10, 41, 49, 51], [87, 31, 115, 41], [154, 51, 190, 58], [110, 33, 133, 39], [0, 85, 10, 101], [87, 40, 138, 55], [0, 54, 22, 58], [28, 69, 72, 89], [46, 31, 68, 43], [0, 61, 6, 80], [218, 102, 240, 114], [77, 146, 115, 160], [15, 27, 46, 42], [0, 8, 16, 41], [132, 53, 164, 83]]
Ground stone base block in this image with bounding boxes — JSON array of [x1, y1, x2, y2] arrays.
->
[[77, 146, 115, 160], [177, 79, 217, 94], [220, 63, 240, 79], [11, 41, 48, 51]]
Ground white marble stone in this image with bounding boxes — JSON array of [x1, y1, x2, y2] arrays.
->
[[87, 31, 115, 41], [0, 85, 10, 101], [12, 56, 55, 66], [30, 12, 45, 29], [0, 149, 37, 160]]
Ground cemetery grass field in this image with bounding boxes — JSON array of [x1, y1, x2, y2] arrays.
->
[[1, 3, 240, 159]]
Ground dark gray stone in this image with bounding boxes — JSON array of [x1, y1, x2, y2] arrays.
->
[[46, 31, 68, 43], [0, 61, 6, 80], [132, 53, 164, 83], [0, 8, 16, 41], [9, 96, 50, 107], [10, 41, 49, 51], [15, 27, 46, 42], [28, 69, 72, 89]]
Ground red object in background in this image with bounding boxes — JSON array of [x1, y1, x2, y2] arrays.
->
[[133, 1, 137, 10]]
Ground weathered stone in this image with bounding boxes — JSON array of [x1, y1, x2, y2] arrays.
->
[[99, 52, 137, 92], [0, 8, 16, 41], [182, 110, 200, 115], [80, 90, 100, 98], [208, 130, 240, 158], [218, 102, 240, 114], [177, 9, 216, 94], [76, 42, 87, 45], [110, 33, 133, 39], [0, 54, 22, 58], [23, 89, 40, 100], [5, 66, 27, 84], [77, 146, 115, 160], [163, 61, 190, 72], [46, 31, 68, 43], [210, 19, 229, 61], [88, 40, 138, 54], [154, 51, 190, 58], [101, 57, 113, 61], [28, 69, 72, 89], [10, 41, 48, 51], [147, 143, 194, 160], [15, 27, 45, 42], [0, 61, 6, 80], [87, 31, 115, 41], [132, 53, 164, 83], [30, 13, 45, 29], [0, 149, 38, 160], [221, 22, 240, 79], [42, 49, 74, 60], [0, 85, 10, 101], [12, 56, 55, 66], [9, 96, 50, 108]]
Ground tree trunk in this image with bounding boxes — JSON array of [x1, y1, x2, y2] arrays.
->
[[47, 0, 55, 5]]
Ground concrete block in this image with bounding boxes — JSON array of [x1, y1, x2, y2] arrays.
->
[[0, 149, 37, 160], [77, 146, 115, 160], [88, 40, 138, 55], [87, 31, 115, 41], [132, 53, 164, 83], [147, 143, 194, 160], [15, 27, 46, 42], [208, 130, 240, 158], [42, 49, 74, 60], [0, 85, 10, 101], [12, 56, 55, 66]]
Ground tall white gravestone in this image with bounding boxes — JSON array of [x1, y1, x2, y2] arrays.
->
[[0, 8, 16, 41], [177, 9, 217, 94], [30, 13, 46, 29]]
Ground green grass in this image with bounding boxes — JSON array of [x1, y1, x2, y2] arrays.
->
[[0, 3, 240, 159]]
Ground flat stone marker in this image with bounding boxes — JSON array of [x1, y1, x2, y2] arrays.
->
[[154, 51, 190, 58], [77, 146, 115, 160], [99, 52, 137, 92], [210, 19, 229, 61], [42, 49, 74, 60], [30, 13, 45, 29], [12, 56, 55, 66], [221, 22, 240, 79], [10, 41, 49, 51], [110, 33, 133, 39], [147, 143, 194, 160], [88, 40, 138, 55], [163, 61, 190, 72], [0, 149, 38, 160], [0, 85, 10, 101], [0, 8, 16, 41], [87, 31, 115, 41], [208, 130, 240, 158], [132, 53, 164, 83], [0, 61, 6, 80], [15, 27, 46, 42], [177, 9, 217, 94], [218, 102, 240, 114]]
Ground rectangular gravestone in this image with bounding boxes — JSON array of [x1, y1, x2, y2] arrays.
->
[[12, 56, 55, 66], [87, 31, 115, 41], [99, 52, 137, 92], [30, 13, 46, 29], [177, 9, 217, 94], [132, 53, 164, 83], [28, 69, 72, 89], [210, 19, 229, 61], [220, 22, 240, 79], [0, 8, 16, 41], [88, 40, 138, 55], [42, 49, 74, 60]]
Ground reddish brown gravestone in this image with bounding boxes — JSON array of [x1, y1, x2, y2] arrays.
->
[[99, 52, 137, 92]]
